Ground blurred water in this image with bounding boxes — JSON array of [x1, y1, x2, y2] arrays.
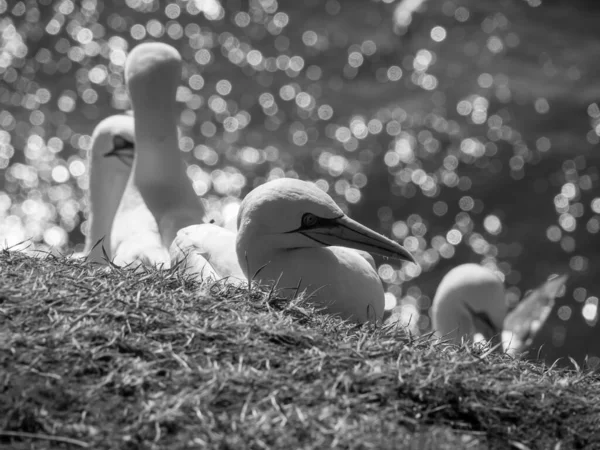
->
[[0, 0, 599, 366]]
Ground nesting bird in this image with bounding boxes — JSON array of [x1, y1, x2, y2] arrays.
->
[[172, 178, 416, 323], [170, 223, 242, 284], [431, 263, 568, 356], [81, 113, 169, 267], [431, 264, 508, 345]]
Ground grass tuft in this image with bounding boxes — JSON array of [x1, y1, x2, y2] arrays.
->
[[1, 250, 599, 449]]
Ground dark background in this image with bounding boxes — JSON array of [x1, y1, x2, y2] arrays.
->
[[1, 0, 599, 366]]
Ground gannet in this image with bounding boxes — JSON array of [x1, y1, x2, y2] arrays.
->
[[431, 263, 568, 355], [431, 264, 508, 345], [172, 178, 415, 323], [237, 179, 416, 323], [82, 113, 169, 267], [124, 42, 205, 249]]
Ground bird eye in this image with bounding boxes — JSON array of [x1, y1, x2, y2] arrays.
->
[[302, 213, 319, 227]]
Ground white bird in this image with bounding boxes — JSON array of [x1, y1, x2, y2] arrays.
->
[[124, 42, 205, 250], [431, 263, 568, 356], [170, 223, 242, 283], [172, 178, 415, 323], [431, 264, 508, 346], [81, 113, 169, 267]]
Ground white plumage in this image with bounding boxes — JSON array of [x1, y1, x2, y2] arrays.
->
[[81, 113, 169, 268], [431, 263, 568, 355], [125, 42, 205, 251]]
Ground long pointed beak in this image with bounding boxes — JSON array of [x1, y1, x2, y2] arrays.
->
[[300, 215, 416, 263], [541, 274, 569, 298]]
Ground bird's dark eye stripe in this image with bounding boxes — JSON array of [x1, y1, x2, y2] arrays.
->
[[464, 303, 498, 333], [285, 214, 344, 233], [112, 135, 134, 150]]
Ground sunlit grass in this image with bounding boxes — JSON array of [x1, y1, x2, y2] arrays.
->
[[1, 250, 598, 449]]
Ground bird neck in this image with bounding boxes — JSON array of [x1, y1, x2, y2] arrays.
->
[[132, 112, 181, 182], [130, 109, 205, 248], [236, 231, 330, 281], [85, 160, 132, 263], [235, 232, 290, 279], [432, 299, 476, 345]]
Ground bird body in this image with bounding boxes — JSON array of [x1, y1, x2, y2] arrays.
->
[[257, 243, 385, 322], [110, 181, 170, 267], [170, 223, 243, 283]]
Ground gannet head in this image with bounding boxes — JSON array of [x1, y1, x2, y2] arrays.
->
[[125, 42, 181, 113], [90, 114, 135, 173], [236, 178, 415, 264], [432, 263, 508, 344]]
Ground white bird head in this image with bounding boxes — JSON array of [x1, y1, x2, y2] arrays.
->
[[125, 42, 181, 114], [90, 114, 135, 172], [236, 178, 415, 267], [431, 263, 508, 345]]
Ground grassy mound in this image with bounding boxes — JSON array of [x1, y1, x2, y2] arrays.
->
[[1, 250, 598, 449]]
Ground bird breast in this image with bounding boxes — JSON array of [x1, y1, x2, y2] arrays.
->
[[253, 246, 385, 323]]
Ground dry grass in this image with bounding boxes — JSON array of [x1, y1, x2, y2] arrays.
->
[[1, 249, 599, 450]]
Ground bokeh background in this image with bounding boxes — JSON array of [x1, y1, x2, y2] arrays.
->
[[1, 0, 599, 366]]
